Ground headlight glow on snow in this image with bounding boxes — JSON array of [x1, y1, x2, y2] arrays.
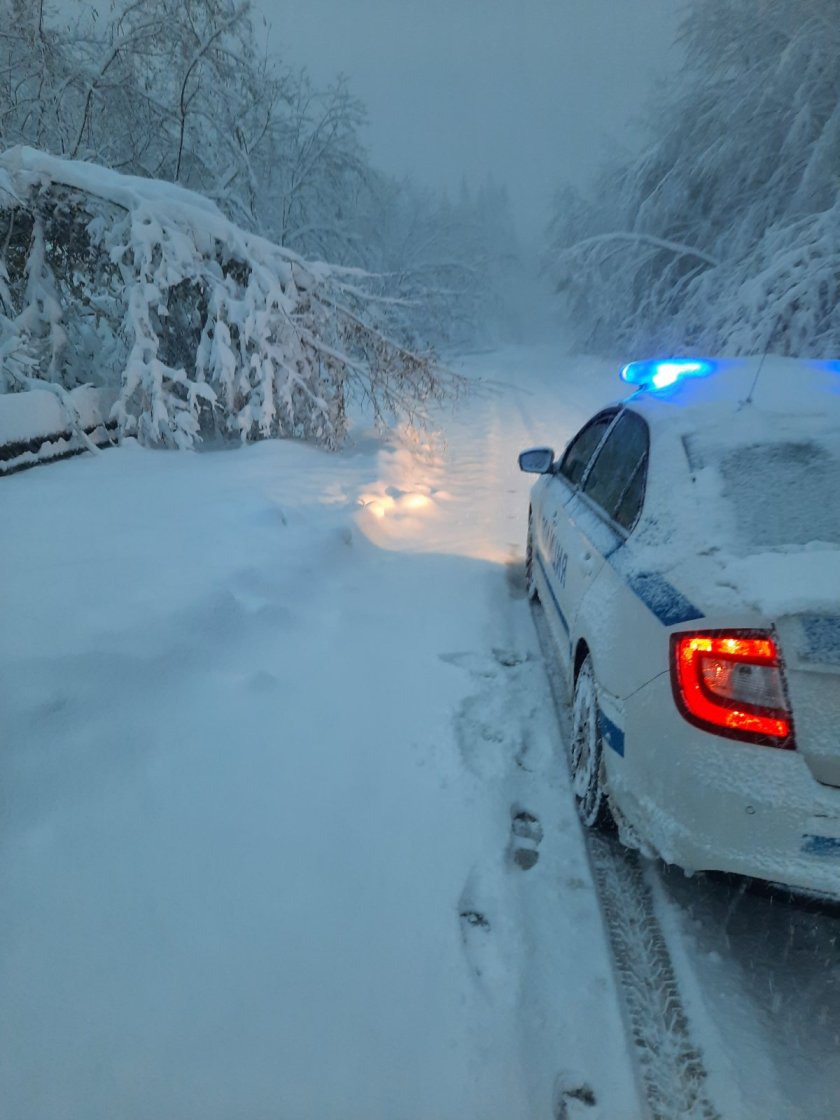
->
[[620, 358, 717, 391]]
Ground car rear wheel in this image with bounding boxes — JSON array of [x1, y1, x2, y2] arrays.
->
[[525, 512, 539, 602], [570, 655, 614, 830]]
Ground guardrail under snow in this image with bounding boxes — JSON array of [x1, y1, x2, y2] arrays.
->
[[0, 386, 118, 476]]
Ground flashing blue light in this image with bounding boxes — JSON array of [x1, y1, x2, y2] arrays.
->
[[620, 358, 717, 391]]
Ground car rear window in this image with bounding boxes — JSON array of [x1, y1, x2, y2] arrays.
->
[[716, 440, 840, 549]]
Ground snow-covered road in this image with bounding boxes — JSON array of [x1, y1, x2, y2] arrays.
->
[[3, 344, 840, 1120], [1, 346, 637, 1120]]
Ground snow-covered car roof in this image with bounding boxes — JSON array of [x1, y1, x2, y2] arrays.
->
[[620, 356, 840, 444], [613, 356, 840, 621]]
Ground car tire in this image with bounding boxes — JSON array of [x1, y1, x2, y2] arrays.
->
[[525, 512, 539, 602], [570, 655, 614, 830]]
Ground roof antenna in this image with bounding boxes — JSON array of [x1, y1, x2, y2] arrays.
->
[[740, 314, 782, 410]]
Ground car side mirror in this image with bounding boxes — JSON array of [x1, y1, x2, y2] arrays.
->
[[518, 447, 555, 474]]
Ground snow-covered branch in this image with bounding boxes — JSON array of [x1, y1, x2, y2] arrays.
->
[[0, 147, 458, 450], [559, 232, 720, 269]]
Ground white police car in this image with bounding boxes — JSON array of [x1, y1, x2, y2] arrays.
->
[[519, 356, 840, 898]]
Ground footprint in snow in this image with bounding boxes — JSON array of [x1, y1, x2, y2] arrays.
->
[[508, 805, 543, 871], [460, 909, 491, 931], [492, 647, 529, 668], [439, 648, 529, 676], [439, 651, 499, 678], [458, 894, 494, 983], [552, 1074, 597, 1118], [513, 734, 535, 773], [457, 870, 512, 998], [444, 648, 535, 779], [453, 693, 511, 778]]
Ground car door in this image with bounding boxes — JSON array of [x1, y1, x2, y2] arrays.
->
[[534, 410, 617, 671], [557, 409, 650, 678]]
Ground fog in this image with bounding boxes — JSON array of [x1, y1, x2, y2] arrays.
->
[[256, 0, 682, 241]]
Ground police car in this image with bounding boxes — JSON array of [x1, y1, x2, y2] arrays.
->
[[519, 356, 840, 898]]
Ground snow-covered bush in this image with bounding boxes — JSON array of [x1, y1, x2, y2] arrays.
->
[[0, 147, 455, 449], [546, 0, 840, 359]]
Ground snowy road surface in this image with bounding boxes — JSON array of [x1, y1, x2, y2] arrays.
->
[[3, 344, 840, 1119]]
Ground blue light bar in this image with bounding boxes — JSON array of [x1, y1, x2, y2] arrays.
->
[[620, 358, 717, 391]]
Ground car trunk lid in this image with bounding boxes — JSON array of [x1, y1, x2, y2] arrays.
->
[[777, 615, 840, 788]]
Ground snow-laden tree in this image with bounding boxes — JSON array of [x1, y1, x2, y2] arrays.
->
[[0, 0, 524, 354], [259, 75, 372, 259], [353, 176, 523, 350], [0, 1, 370, 242], [0, 148, 456, 448], [546, 0, 840, 358], [0, 0, 86, 155]]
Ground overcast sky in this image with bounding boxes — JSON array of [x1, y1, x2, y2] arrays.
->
[[254, 0, 683, 241]]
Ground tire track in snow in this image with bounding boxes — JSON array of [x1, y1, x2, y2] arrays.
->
[[447, 350, 646, 1118], [588, 835, 722, 1120], [454, 348, 721, 1117], [533, 603, 723, 1120]]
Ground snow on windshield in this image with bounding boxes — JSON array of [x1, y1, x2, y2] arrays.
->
[[692, 436, 840, 551]]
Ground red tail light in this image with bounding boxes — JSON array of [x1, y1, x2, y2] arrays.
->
[[670, 632, 794, 748]]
